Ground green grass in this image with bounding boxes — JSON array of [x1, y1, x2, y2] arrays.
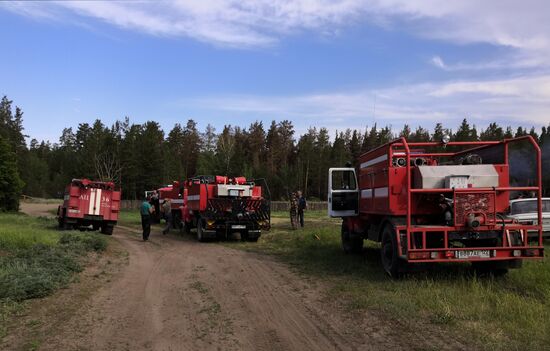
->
[[0, 215, 60, 251], [236, 211, 550, 351], [117, 209, 142, 227], [0, 212, 108, 339]]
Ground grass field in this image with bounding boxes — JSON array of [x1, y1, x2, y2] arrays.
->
[[239, 211, 550, 351], [0, 212, 107, 339], [118, 209, 142, 227]]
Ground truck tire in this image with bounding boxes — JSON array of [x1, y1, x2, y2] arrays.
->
[[100, 224, 113, 235], [59, 216, 71, 231], [58, 209, 71, 230], [58, 217, 65, 230], [182, 221, 191, 235], [172, 211, 181, 229], [341, 222, 363, 254], [380, 225, 403, 278], [57, 206, 63, 229], [197, 219, 206, 242]]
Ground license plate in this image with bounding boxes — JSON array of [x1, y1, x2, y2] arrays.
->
[[232, 225, 246, 229], [455, 250, 490, 259]]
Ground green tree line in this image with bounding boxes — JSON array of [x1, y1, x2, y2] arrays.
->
[[1, 95, 549, 209]]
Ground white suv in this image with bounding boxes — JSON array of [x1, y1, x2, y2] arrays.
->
[[508, 198, 550, 238]]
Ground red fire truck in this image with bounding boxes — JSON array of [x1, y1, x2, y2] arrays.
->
[[57, 179, 121, 235], [328, 136, 544, 277], [158, 181, 187, 228], [180, 175, 270, 242]]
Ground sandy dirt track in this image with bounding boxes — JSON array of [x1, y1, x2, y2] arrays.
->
[[41, 227, 369, 351], [19, 202, 58, 218], [12, 203, 465, 351]]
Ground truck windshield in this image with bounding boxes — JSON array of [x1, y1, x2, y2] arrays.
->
[[511, 200, 550, 214], [332, 170, 357, 190]]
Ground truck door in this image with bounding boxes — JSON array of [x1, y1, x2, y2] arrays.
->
[[328, 168, 359, 217]]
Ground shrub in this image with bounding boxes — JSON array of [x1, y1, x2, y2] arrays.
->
[[59, 233, 107, 252], [0, 244, 82, 301], [0, 232, 107, 301]]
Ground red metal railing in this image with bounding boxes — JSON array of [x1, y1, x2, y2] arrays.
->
[[386, 136, 544, 261]]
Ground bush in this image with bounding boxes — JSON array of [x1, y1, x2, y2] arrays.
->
[[0, 232, 107, 301], [0, 244, 82, 301], [59, 233, 107, 252]]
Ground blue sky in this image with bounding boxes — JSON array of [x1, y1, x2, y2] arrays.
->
[[1, 1, 550, 143]]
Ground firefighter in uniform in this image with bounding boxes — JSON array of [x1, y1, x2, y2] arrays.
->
[[289, 192, 298, 230]]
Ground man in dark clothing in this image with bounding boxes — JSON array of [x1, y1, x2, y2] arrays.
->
[[150, 190, 160, 223], [141, 196, 154, 241], [297, 190, 307, 228]]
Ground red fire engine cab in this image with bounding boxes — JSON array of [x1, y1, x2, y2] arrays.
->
[[57, 179, 121, 235], [328, 136, 544, 277], [180, 175, 270, 242], [157, 181, 187, 228]]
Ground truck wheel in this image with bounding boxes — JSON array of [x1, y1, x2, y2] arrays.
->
[[182, 221, 191, 235], [197, 220, 206, 242], [341, 223, 363, 254], [381, 225, 403, 278], [59, 217, 71, 231], [173, 211, 181, 229], [100, 224, 113, 235], [58, 217, 65, 230], [58, 210, 71, 230]]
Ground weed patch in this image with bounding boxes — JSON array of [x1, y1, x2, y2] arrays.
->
[[0, 213, 108, 340]]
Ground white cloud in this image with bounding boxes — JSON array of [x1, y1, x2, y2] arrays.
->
[[2, 0, 550, 54], [185, 74, 550, 130], [368, 0, 550, 51], [1, 0, 366, 47], [4, 1, 550, 132], [428, 55, 550, 72], [430, 56, 447, 70]]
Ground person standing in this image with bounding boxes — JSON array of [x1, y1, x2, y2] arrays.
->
[[141, 196, 154, 241], [297, 190, 307, 228], [150, 190, 160, 223], [289, 192, 298, 230], [162, 198, 172, 235]]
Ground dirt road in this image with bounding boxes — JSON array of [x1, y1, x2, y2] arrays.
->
[[39, 226, 366, 350], [19, 201, 58, 218], [12, 203, 464, 351]]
